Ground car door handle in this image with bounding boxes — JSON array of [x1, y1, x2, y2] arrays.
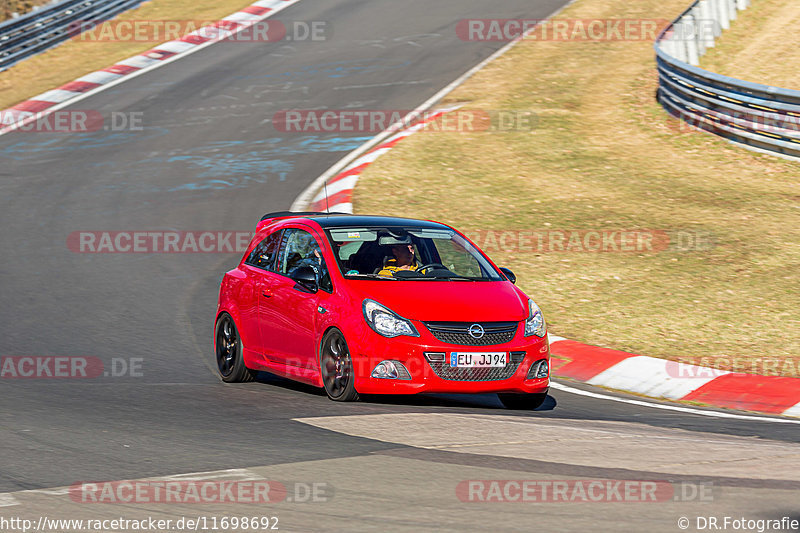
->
[[262, 289, 273, 298]]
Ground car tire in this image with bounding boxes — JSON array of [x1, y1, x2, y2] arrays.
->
[[320, 328, 360, 402], [215, 313, 256, 383], [498, 392, 548, 410]]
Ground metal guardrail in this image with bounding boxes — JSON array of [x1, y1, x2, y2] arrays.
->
[[655, 0, 800, 160], [0, 0, 143, 72]]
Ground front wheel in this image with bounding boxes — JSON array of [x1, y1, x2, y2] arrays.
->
[[215, 313, 256, 383], [320, 329, 359, 402], [498, 392, 548, 410]]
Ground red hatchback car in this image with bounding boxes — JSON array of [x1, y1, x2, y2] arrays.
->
[[215, 212, 550, 409]]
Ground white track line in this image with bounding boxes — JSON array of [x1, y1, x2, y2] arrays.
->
[[551, 381, 800, 425]]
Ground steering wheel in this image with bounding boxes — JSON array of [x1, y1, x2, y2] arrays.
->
[[416, 263, 447, 275]]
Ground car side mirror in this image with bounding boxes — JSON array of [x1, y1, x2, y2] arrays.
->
[[499, 267, 516, 284], [289, 265, 318, 292]]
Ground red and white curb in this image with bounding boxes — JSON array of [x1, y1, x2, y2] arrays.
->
[[0, 0, 300, 135], [307, 106, 461, 213], [548, 335, 800, 418], [298, 107, 800, 419]]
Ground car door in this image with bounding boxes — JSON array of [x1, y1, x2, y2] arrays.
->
[[241, 229, 283, 361], [264, 227, 333, 370]]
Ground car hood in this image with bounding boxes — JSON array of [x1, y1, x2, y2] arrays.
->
[[348, 280, 529, 322]]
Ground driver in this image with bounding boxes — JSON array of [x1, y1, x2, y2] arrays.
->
[[377, 236, 419, 277]]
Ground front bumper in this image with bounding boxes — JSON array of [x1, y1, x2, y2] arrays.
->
[[351, 323, 550, 395]]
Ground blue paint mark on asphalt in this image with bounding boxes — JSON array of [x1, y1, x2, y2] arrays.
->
[[16, 134, 371, 194], [0, 130, 370, 193], [0, 129, 171, 160], [125, 135, 371, 191], [167, 159, 294, 191]]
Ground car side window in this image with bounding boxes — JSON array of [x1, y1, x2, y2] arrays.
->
[[245, 231, 281, 271], [277, 229, 332, 292]]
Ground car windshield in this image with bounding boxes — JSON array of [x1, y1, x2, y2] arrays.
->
[[325, 226, 503, 281]]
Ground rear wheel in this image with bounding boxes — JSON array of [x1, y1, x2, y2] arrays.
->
[[498, 392, 548, 410], [215, 313, 256, 383], [320, 329, 359, 402]]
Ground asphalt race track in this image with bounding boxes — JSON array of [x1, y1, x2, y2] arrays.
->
[[1, 0, 798, 531]]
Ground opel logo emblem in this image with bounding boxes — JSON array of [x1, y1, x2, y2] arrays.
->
[[468, 324, 485, 339]]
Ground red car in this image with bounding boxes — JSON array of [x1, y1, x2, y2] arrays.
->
[[215, 212, 550, 409]]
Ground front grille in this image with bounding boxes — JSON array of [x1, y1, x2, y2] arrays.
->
[[424, 354, 522, 381], [424, 321, 518, 346]]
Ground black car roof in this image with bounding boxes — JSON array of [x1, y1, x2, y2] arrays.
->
[[260, 211, 449, 230]]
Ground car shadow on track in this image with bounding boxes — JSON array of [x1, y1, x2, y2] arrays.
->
[[251, 370, 557, 412], [362, 393, 558, 413], [252, 371, 328, 397]]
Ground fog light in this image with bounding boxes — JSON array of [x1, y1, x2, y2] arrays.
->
[[526, 359, 549, 379], [371, 360, 411, 380]]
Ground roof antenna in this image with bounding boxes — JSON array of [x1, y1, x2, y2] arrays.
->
[[323, 179, 330, 213]]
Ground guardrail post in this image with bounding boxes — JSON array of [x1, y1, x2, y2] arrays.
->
[[690, 5, 706, 56], [681, 14, 700, 65], [715, 0, 731, 30], [661, 33, 679, 59], [727, 0, 738, 20], [697, 0, 717, 48], [711, 0, 723, 37], [671, 21, 688, 63], [657, 36, 671, 58]]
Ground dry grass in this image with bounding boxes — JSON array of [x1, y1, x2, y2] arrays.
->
[[0, 0, 256, 109], [700, 0, 800, 89], [2, 0, 53, 21], [354, 0, 800, 375]]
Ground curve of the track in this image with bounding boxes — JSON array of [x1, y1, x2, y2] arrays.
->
[[1, 0, 797, 530]]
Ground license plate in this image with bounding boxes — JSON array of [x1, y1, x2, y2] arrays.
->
[[449, 352, 507, 368]]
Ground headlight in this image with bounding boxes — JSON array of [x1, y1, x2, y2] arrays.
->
[[524, 300, 546, 337], [363, 299, 419, 338]]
